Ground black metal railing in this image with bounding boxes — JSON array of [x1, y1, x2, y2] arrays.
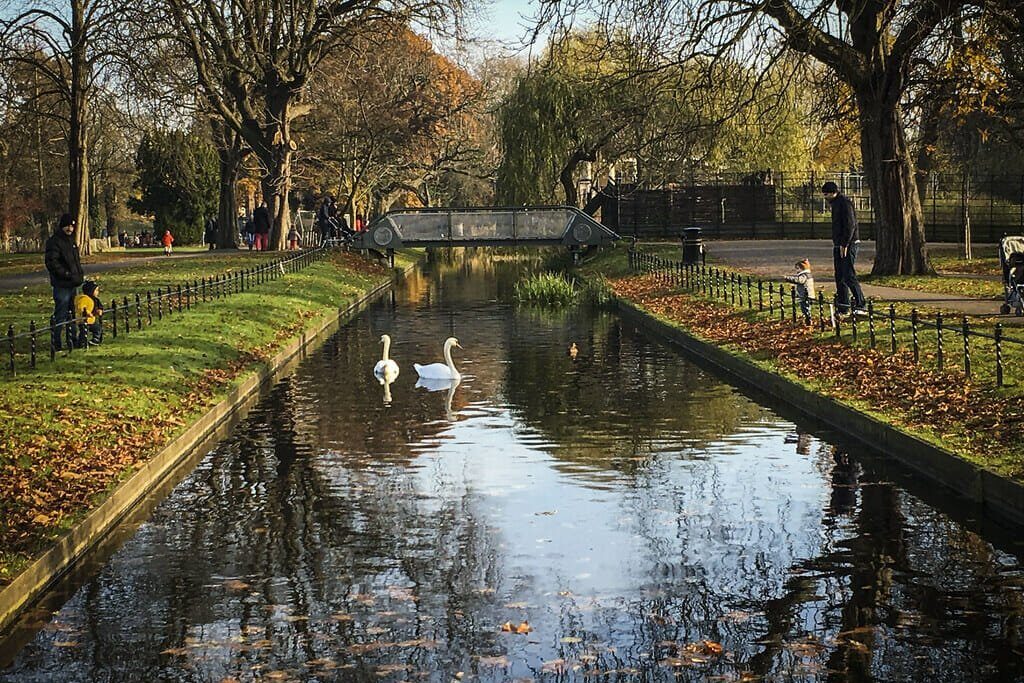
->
[[627, 248, 1021, 389], [5, 247, 330, 377]]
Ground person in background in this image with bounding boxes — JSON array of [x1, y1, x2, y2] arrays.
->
[[204, 216, 218, 250], [74, 280, 104, 347], [253, 202, 271, 251], [162, 229, 174, 255], [44, 213, 84, 351], [287, 224, 300, 250], [317, 195, 336, 245], [355, 213, 366, 232], [822, 181, 865, 315], [783, 258, 815, 325]]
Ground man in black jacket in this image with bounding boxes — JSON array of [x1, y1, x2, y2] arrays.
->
[[822, 181, 866, 315], [44, 213, 85, 350]]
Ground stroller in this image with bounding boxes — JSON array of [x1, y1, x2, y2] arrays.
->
[[999, 235, 1024, 316]]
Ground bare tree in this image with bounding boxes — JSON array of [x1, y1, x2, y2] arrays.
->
[[163, 0, 463, 249], [0, 0, 128, 253]]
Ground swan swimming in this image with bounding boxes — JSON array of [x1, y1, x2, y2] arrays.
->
[[414, 337, 461, 380], [374, 334, 400, 380]]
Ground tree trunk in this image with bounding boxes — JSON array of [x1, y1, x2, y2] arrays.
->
[[216, 132, 244, 248], [856, 91, 932, 275], [69, 0, 91, 254], [253, 96, 294, 251]]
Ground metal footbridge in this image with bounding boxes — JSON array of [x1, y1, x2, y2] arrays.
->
[[351, 206, 620, 251]]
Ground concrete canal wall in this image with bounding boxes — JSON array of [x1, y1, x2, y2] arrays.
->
[[616, 299, 1024, 528]]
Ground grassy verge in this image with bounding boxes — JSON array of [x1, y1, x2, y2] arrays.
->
[[582, 249, 1023, 481], [0, 247, 212, 278], [0, 251, 279, 334], [0, 249, 414, 584]]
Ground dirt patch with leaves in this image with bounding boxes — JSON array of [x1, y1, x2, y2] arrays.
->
[[610, 274, 1024, 476]]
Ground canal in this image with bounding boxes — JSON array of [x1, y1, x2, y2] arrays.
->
[[2, 250, 1023, 681]]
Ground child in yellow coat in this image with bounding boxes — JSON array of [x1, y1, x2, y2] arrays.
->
[[73, 280, 103, 347]]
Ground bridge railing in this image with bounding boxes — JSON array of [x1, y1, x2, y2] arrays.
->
[[355, 206, 619, 250]]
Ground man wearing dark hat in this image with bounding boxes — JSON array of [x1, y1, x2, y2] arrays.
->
[[822, 181, 865, 315], [44, 212, 85, 350]]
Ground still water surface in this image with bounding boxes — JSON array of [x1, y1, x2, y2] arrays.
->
[[2, 251, 1023, 682]]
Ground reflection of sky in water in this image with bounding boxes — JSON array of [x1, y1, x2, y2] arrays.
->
[[3, 252, 1024, 682]]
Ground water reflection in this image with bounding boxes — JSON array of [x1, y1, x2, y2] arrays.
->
[[2, 250, 1023, 683]]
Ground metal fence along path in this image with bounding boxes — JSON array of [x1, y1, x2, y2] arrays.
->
[[628, 247, 1022, 389], [4, 247, 329, 377]]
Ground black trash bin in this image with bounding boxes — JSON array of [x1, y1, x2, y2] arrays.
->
[[681, 227, 703, 265]]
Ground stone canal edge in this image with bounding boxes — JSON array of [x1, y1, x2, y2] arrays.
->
[[0, 261, 418, 635], [615, 298, 1024, 528]]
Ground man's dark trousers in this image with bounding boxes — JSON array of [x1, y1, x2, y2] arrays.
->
[[833, 242, 865, 314], [51, 286, 76, 350]]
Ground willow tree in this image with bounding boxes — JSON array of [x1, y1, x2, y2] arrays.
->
[[165, 0, 463, 250], [496, 32, 654, 206]]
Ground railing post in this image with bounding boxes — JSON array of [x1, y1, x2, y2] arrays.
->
[[758, 280, 764, 311], [936, 312, 944, 371], [778, 284, 785, 322], [147, 291, 153, 325], [867, 301, 876, 348], [995, 323, 1004, 388], [112, 300, 118, 337], [29, 320, 36, 369], [136, 293, 142, 330], [818, 291, 825, 332], [889, 304, 897, 354], [746, 277, 752, 309], [157, 288, 163, 320], [790, 286, 797, 324], [768, 281, 774, 313], [963, 317, 971, 379], [911, 309, 919, 364], [177, 285, 183, 312], [851, 303, 858, 341], [7, 325, 15, 376], [123, 296, 130, 335]]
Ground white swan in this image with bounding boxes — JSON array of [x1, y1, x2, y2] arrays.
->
[[414, 337, 461, 380], [374, 334, 400, 381]]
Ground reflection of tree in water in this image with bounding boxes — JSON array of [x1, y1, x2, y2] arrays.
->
[[504, 312, 772, 474]]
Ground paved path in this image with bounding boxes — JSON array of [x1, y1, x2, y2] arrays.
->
[[0, 249, 253, 293], [649, 239, 1021, 324]]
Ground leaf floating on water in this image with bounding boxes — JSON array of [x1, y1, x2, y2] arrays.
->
[[53, 641, 79, 648], [504, 602, 529, 609], [223, 579, 249, 592], [500, 621, 515, 632], [516, 621, 532, 634], [560, 636, 582, 644], [541, 658, 568, 673], [331, 613, 354, 622], [160, 646, 189, 656], [476, 655, 510, 667], [388, 586, 417, 602]]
